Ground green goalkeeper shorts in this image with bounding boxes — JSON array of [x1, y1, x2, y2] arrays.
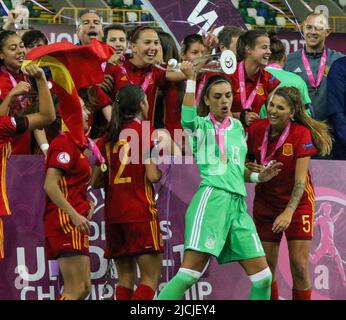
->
[[185, 185, 265, 263]]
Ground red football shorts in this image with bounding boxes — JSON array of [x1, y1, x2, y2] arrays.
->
[[105, 219, 163, 259], [254, 198, 314, 242], [45, 228, 89, 259]]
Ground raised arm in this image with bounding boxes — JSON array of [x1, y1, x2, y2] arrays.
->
[[23, 65, 55, 130]]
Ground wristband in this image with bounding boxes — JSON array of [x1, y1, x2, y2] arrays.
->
[[40, 143, 49, 153], [186, 79, 196, 93], [249, 172, 260, 183]]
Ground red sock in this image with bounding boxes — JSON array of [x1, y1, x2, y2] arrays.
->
[[115, 285, 134, 300], [271, 280, 279, 300], [131, 284, 155, 300], [292, 288, 312, 300]]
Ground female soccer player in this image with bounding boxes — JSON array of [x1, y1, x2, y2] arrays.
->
[[43, 98, 92, 300], [229, 30, 280, 127], [0, 64, 55, 259], [158, 68, 282, 300], [247, 86, 332, 299], [92, 84, 177, 300]]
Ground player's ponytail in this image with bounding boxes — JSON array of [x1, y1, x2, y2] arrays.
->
[[107, 84, 146, 147]]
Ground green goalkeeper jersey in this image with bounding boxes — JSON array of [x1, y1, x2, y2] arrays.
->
[[182, 105, 247, 196]]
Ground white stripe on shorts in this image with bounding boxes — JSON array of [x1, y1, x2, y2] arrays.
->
[[189, 186, 213, 249]]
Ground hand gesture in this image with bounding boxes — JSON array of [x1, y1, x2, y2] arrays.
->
[[258, 160, 283, 182], [272, 209, 293, 233], [202, 26, 219, 52], [245, 111, 260, 126], [22, 65, 45, 80], [246, 161, 263, 172], [98, 74, 114, 94], [180, 61, 196, 80], [71, 213, 90, 235], [10, 81, 31, 96], [87, 201, 95, 221]]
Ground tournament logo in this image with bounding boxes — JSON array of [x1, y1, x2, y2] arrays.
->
[[57, 152, 70, 164]]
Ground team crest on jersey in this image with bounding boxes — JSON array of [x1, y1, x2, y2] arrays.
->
[[205, 235, 216, 249], [282, 143, 293, 156], [57, 152, 71, 164], [256, 84, 264, 96]]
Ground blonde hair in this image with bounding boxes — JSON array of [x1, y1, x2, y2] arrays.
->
[[304, 12, 330, 30], [273, 86, 333, 156]]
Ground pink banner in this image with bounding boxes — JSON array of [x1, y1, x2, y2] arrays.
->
[[0, 156, 346, 300]]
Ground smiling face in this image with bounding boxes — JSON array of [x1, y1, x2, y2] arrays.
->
[[131, 29, 161, 66], [246, 35, 271, 66], [77, 12, 103, 45], [204, 81, 233, 121], [267, 94, 294, 132], [303, 14, 330, 52], [0, 34, 26, 72], [106, 29, 127, 55]]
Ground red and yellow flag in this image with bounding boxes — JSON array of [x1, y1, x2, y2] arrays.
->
[[23, 39, 114, 146]]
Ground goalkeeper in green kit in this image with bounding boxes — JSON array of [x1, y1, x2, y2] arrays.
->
[[158, 62, 283, 300]]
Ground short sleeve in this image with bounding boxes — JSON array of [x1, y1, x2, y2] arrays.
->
[[265, 71, 280, 93], [93, 86, 113, 109], [294, 126, 317, 158], [47, 139, 76, 172], [0, 116, 28, 140]]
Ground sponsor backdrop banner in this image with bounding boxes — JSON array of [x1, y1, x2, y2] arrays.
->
[[0, 156, 346, 300], [29, 23, 346, 55]]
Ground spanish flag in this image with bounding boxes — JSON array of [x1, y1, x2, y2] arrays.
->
[[22, 39, 114, 146]]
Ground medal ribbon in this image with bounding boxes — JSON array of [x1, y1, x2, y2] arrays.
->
[[260, 121, 291, 166], [301, 49, 327, 89], [238, 61, 261, 110]]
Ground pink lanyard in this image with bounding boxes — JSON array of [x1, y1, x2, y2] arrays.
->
[[1, 67, 28, 109], [238, 61, 261, 110], [301, 49, 327, 89], [209, 112, 232, 156], [195, 74, 207, 105], [119, 65, 153, 92], [87, 137, 106, 166], [266, 63, 282, 69], [260, 121, 291, 166]]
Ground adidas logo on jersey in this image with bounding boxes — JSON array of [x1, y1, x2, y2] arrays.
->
[[294, 67, 302, 73]]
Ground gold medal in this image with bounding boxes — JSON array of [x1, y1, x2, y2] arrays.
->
[[100, 163, 107, 172]]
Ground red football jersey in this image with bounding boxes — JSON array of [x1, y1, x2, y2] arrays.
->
[[105, 58, 166, 124], [97, 119, 158, 224], [0, 116, 28, 216], [162, 81, 182, 137], [228, 65, 280, 114], [0, 68, 33, 154], [44, 132, 91, 237], [247, 118, 317, 212]]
